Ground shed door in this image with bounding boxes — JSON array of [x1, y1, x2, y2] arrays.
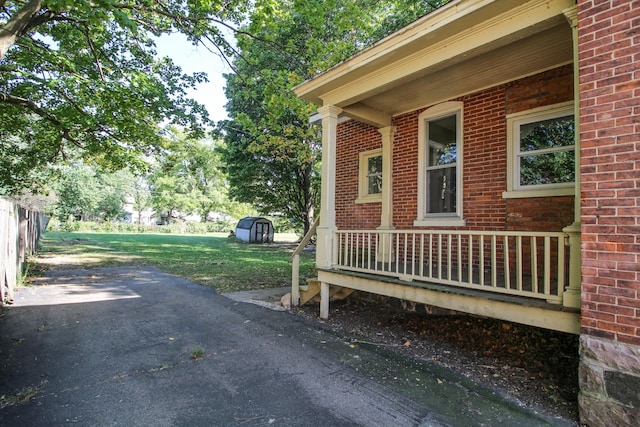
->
[[254, 222, 272, 243]]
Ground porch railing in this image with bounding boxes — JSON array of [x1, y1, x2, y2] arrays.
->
[[334, 229, 568, 304]]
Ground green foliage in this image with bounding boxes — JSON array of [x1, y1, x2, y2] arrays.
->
[[53, 162, 133, 222], [148, 129, 243, 222], [130, 175, 153, 225], [220, 0, 452, 234], [519, 116, 575, 186], [47, 218, 236, 234], [1, 0, 253, 194]]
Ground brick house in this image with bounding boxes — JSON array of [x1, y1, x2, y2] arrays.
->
[[293, 0, 639, 424]]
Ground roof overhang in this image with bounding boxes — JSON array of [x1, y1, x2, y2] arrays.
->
[[294, 0, 575, 128]]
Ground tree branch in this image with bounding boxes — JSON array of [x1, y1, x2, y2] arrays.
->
[[0, 91, 81, 146], [0, 0, 43, 59], [81, 23, 106, 81]]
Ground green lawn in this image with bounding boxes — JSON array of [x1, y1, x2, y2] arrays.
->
[[34, 232, 316, 293]]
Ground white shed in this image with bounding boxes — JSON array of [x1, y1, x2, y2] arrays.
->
[[235, 217, 274, 243]]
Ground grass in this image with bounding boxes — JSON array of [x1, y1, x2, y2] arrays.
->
[[34, 231, 316, 293], [191, 347, 205, 360], [0, 380, 47, 409]]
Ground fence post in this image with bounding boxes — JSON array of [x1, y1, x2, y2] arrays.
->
[[0, 198, 48, 305]]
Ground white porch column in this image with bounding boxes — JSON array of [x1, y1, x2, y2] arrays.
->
[[377, 126, 396, 261], [377, 126, 395, 229], [562, 5, 581, 310], [316, 105, 342, 269]]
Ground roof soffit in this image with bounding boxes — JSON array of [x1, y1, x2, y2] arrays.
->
[[295, 0, 575, 115]]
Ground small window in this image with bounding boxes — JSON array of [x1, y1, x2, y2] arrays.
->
[[356, 149, 382, 203], [366, 155, 383, 195], [504, 102, 575, 198]]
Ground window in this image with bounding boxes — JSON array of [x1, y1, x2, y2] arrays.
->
[[504, 102, 575, 198], [356, 149, 382, 203], [415, 102, 464, 226]]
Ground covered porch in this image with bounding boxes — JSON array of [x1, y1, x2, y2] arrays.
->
[[291, 225, 579, 334], [292, 0, 581, 334]]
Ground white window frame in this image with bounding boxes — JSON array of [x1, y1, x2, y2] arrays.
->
[[356, 148, 383, 204], [415, 101, 465, 227], [503, 101, 575, 199]]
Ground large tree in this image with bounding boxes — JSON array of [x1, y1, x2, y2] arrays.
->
[[220, 0, 451, 235], [148, 129, 230, 223], [53, 162, 133, 222], [0, 0, 250, 194]]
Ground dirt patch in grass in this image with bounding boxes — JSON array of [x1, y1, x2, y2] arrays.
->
[[294, 295, 580, 424]]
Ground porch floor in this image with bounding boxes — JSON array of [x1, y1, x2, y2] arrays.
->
[[315, 267, 580, 334]]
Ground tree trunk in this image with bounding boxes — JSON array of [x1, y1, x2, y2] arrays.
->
[[0, 0, 43, 60], [302, 206, 314, 237]]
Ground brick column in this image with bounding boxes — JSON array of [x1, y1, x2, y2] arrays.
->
[[577, 1, 640, 425]]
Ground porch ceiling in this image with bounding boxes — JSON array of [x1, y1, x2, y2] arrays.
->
[[294, 0, 575, 128]]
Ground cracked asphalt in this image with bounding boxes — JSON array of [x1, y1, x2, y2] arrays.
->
[[0, 266, 572, 426]]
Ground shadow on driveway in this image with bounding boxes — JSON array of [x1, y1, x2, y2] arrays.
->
[[0, 266, 572, 426]]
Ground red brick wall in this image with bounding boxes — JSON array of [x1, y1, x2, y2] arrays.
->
[[578, 0, 640, 345], [335, 121, 381, 229], [336, 66, 575, 234]]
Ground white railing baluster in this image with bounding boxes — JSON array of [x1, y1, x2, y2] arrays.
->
[[367, 233, 371, 270], [457, 234, 462, 282], [544, 236, 551, 296], [468, 234, 473, 285], [344, 232, 349, 267], [516, 236, 523, 291], [558, 237, 566, 297], [491, 235, 497, 287], [437, 234, 443, 279], [429, 234, 433, 278], [387, 232, 393, 269], [331, 229, 566, 303], [392, 233, 397, 274], [531, 236, 538, 293], [479, 235, 485, 286], [420, 234, 425, 277], [411, 233, 416, 276], [503, 236, 510, 290], [447, 234, 452, 280], [403, 233, 408, 276]]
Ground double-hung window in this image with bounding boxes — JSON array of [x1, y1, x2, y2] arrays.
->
[[415, 102, 464, 226], [356, 149, 382, 203], [504, 102, 575, 198]]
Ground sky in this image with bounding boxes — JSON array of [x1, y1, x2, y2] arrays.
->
[[155, 33, 231, 123]]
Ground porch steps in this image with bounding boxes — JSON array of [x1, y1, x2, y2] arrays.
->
[[299, 278, 354, 306]]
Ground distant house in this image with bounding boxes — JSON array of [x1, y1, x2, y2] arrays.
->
[[293, 0, 639, 424], [122, 197, 156, 225]]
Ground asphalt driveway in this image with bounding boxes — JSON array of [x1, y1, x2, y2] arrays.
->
[[0, 266, 571, 426]]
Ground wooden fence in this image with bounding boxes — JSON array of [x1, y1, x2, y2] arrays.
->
[[0, 198, 49, 304]]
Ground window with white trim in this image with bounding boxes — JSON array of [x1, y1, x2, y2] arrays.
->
[[504, 102, 575, 198], [415, 102, 464, 227], [356, 149, 382, 203]]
